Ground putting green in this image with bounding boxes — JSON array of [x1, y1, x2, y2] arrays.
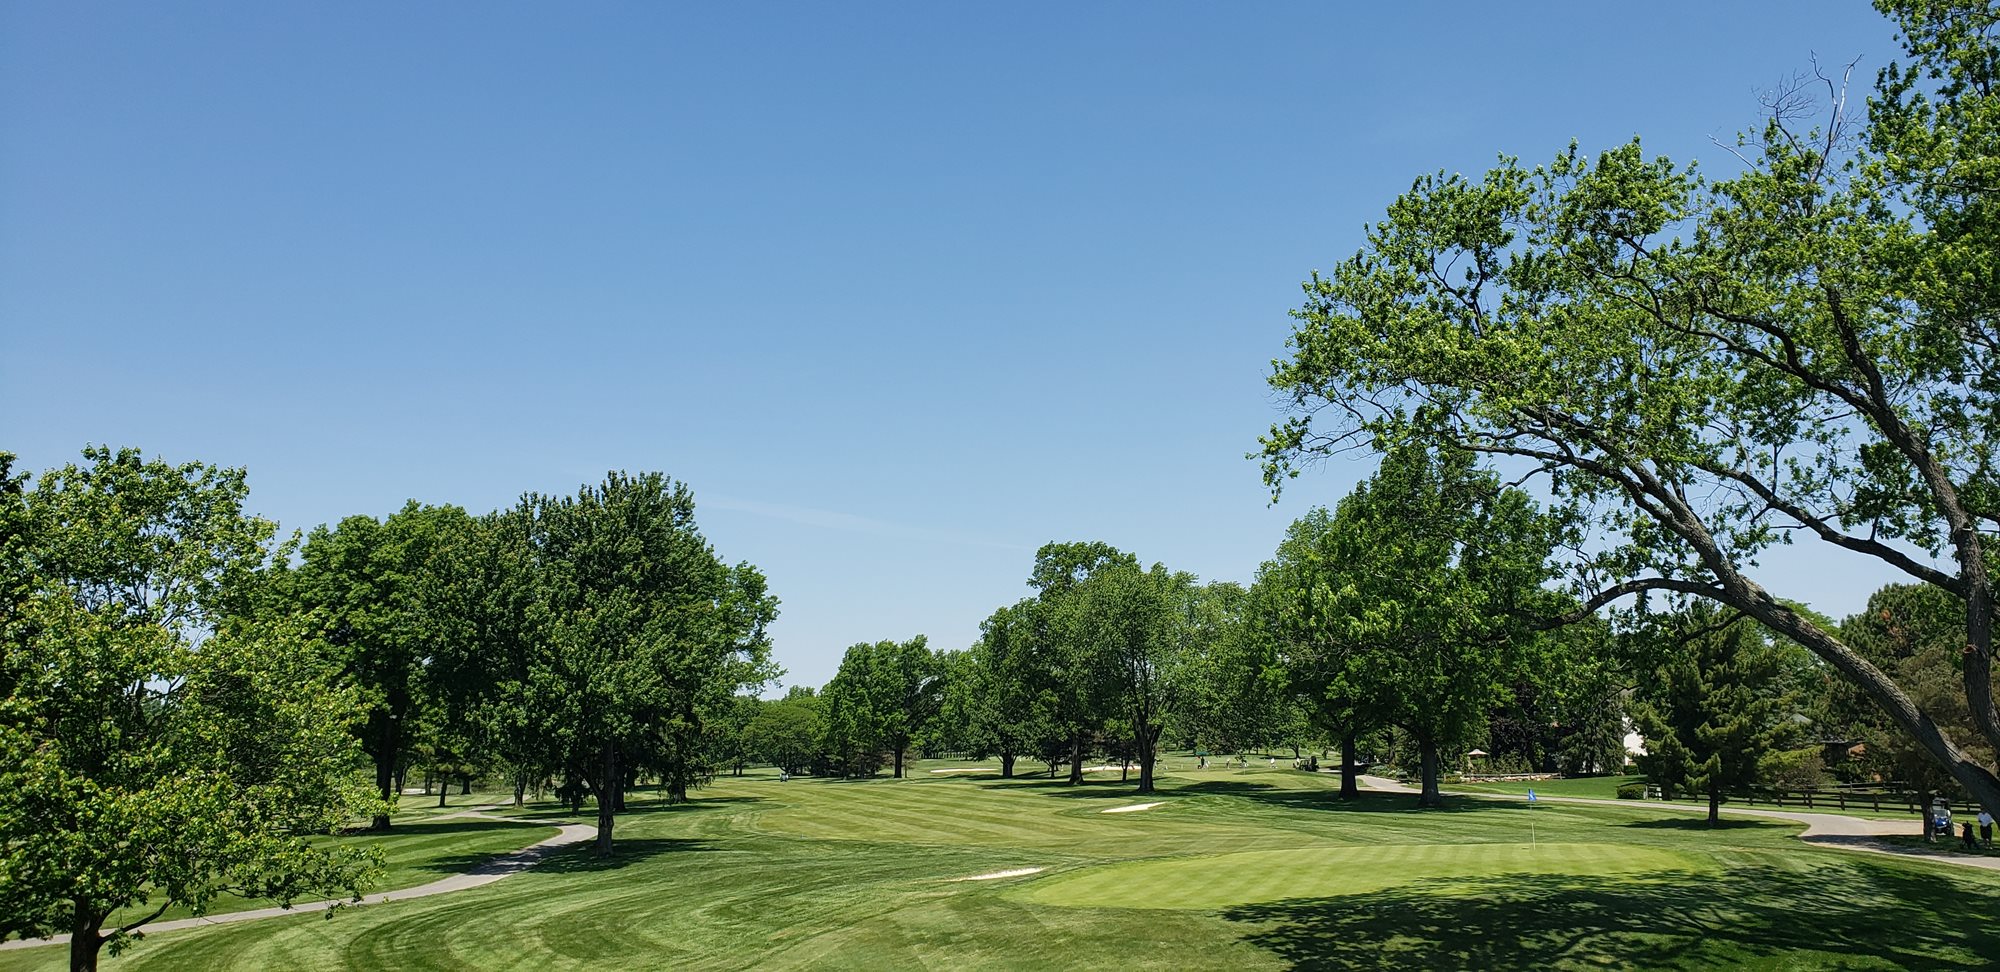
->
[[1015, 842, 1713, 910]]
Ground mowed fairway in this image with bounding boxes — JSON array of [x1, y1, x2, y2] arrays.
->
[[1016, 842, 1710, 909], [7, 763, 2000, 970]]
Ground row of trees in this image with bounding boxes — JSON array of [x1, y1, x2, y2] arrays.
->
[[759, 452, 1623, 807], [286, 473, 777, 850], [0, 448, 775, 971], [723, 541, 1299, 796]]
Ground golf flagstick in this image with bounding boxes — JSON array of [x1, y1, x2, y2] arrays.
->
[[1527, 787, 1536, 849]]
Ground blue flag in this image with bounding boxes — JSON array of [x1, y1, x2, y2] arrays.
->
[[1527, 788, 1537, 805]]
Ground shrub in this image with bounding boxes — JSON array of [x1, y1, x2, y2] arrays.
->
[[1616, 783, 1647, 800]]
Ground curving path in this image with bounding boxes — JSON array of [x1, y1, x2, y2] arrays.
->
[[1357, 774, 2000, 872], [0, 812, 597, 952]]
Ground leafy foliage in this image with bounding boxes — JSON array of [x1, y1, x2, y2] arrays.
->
[[1261, 0, 2000, 810], [0, 449, 375, 971]]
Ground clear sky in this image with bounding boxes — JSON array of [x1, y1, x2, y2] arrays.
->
[[2, 2, 1910, 689]]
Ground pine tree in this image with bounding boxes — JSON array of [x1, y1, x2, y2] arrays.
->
[[1633, 609, 1806, 825]]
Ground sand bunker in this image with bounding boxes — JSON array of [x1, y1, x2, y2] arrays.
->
[[928, 768, 998, 774], [953, 867, 1046, 881], [1100, 802, 1164, 814]]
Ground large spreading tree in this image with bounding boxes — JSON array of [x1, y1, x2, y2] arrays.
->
[[0, 449, 375, 972], [527, 472, 776, 852], [1262, 1, 2000, 810]]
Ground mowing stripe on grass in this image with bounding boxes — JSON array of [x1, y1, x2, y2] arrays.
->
[[1015, 843, 1713, 910]]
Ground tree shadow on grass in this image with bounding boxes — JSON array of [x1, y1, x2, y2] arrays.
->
[[526, 838, 719, 874], [1619, 817, 1780, 832], [976, 778, 1154, 799], [1173, 781, 1490, 814], [617, 795, 766, 815], [351, 818, 543, 840], [506, 794, 768, 822], [1223, 864, 2000, 970]]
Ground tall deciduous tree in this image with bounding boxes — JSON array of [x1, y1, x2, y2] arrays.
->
[[821, 636, 940, 778], [294, 502, 470, 829], [951, 602, 1055, 778], [1172, 581, 1284, 762], [1029, 542, 1136, 784], [1253, 507, 1384, 799], [744, 696, 823, 776], [1280, 447, 1557, 807], [0, 449, 374, 972], [1261, 1, 2000, 810], [528, 472, 775, 852], [428, 507, 550, 806], [1067, 562, 1188, 794]]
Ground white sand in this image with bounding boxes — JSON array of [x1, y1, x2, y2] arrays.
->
[[1079, 765, 1128, 772], [928, 768, 998, 774], [1100, 802, 1165, 814], [952, 867, 1046, 881]]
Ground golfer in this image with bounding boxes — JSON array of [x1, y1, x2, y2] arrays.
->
[[1980, 809, 1993, 849]]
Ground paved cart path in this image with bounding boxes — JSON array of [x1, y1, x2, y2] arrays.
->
[[1358, 774, 2000, 871], [0, 812, 596, 952]]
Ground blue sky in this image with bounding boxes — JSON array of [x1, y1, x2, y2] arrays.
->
[[2, 3, 1909, 689]]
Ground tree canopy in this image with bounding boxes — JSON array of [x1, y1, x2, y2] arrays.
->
[[0, 449, 375, 972], [1261, 0, 2000, 810]]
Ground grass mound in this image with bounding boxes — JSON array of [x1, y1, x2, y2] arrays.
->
[[1017, 842, 1710, 910]]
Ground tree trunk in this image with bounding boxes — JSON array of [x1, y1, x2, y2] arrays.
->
[[1136, 725, 1155, 795], [1067, 734, 1085, 785], [594, 744, 617, 855], [894, 745, 905, 779], [1708, 780, 1722, 826], [69, 901, 103, 972], [460, 777, 471, 795], [437, 785, 447, 809], [513, 776, 526, 808], [1417, 737, 1442, 808], [1000, 753, 1016, 778], [1340, 732, 1360, 800], [1733, 592, 2000, 814], [372, 749, 395, 831]]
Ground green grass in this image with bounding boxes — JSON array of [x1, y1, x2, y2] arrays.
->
[[1016, 842, 1712, 909], [101, 814, 558, 926], [1451, 774, 1644, 800], [7, 762, 2000, 970]]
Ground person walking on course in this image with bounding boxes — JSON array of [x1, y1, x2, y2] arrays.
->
[[1979, 809, 1993, 849]]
